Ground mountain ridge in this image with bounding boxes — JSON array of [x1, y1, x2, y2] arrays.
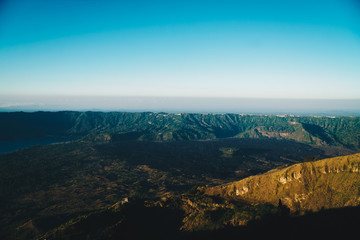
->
[[204, 153, 360, 212], [1, 111, 359, 149]]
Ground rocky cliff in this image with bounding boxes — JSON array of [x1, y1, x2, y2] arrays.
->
[[205, 153, 360, 212]]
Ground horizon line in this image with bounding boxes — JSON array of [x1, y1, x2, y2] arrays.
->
[[1, 94, 360, 101]]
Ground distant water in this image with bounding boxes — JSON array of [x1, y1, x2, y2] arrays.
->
[[0, 140, 64, 154]]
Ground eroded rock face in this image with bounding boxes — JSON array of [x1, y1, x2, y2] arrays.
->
[[206, 153, 360, 213], [320, 162, 360, 174], [279, 176, 288, 184], [236, 186, 249, 196], [278, 171, 302, 184]]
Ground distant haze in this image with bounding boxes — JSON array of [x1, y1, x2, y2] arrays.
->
[[0, 96, 359, 116]]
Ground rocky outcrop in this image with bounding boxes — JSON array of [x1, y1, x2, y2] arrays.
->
[[205, 153, 360, 212]]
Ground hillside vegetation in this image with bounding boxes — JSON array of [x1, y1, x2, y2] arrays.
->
[[1, 112, 360, 149], [205, 153, 360, 213], [3, 138, 343, 239], [151, 153, 360, 234], [33, 154, 360, 240]]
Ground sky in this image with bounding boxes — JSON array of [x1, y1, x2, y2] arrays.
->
[[0, 0, 360, 112]]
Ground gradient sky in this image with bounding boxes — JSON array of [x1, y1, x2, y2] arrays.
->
[[1, 0, 360, 100]]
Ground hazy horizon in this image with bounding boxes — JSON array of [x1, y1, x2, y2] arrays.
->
[[1, 95, 359, 116]]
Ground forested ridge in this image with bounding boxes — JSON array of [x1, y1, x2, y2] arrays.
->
[[1, 111, 359, 149]]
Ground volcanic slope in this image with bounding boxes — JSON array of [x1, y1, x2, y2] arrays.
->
[[35, 153, 360, 240], [204, 153, 360, 213]]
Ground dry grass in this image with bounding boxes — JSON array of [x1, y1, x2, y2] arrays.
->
[[205, 153, 360, 213]]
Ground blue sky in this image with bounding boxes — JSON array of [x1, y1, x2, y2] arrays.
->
[[0, 0, 360, 103]]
